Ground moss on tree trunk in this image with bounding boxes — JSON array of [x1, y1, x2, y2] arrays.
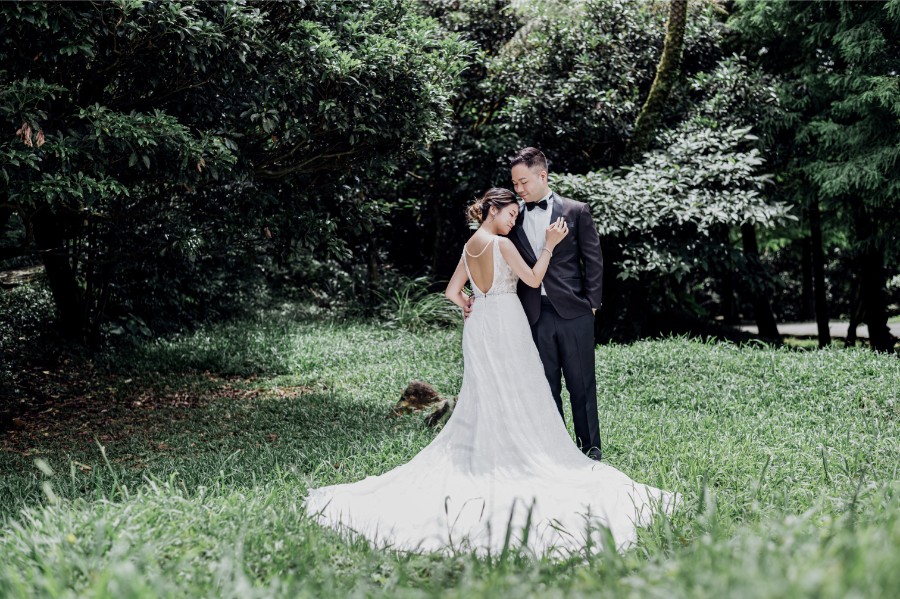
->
[[627, 0, 688, 159]]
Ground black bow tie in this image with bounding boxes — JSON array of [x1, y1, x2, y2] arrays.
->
[[525, 199, 548, 211]]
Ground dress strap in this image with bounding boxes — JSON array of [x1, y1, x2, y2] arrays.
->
[[464, 235, 497, 258], [462, 248, 473, 282]]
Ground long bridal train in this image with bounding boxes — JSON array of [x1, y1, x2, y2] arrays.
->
[[304, 237, 677, 556]]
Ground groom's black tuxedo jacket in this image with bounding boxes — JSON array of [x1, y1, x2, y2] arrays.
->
[[507, 195, 604, 326]]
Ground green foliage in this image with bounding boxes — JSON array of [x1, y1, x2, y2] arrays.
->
[[3, 0, 894, 346], [0, 279, 55, 339], [683, 53, 783, 134], [554, 121, 791, 334], [1, 315, 899, 595], [0, 1, 471, 338], [731, 0, 900, 206], [557, 125, 789, 280], [0, 280, 56, 399], [241, 1, 471, 179], [379, 1, 793, 339], [729, 0, 900, 349], [379, 277, 463, 333], [490, 0, 725, 171]]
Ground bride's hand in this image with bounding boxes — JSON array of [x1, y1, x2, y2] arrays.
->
[[545, 217, 569, 249]]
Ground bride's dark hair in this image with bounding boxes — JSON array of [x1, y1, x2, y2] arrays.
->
[[466, 187, 519, 224]]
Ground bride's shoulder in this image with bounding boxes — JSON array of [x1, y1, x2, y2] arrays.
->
[[464, 232, 495, 255], [496, 236, 516, 253]]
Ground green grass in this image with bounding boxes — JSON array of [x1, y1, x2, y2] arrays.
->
[[1, 307, 899, 597]]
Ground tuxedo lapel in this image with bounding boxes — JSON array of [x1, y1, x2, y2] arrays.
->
[[550, 194, 565, 224], [513, 211, 537, 263]]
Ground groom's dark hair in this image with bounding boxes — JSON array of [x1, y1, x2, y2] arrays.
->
[[510, 147, 548, 172]]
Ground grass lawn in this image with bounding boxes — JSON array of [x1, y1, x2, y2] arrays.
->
[[1, 300, 899, 597]]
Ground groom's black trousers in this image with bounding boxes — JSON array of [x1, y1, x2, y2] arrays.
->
[[530, 296, 602, 455]]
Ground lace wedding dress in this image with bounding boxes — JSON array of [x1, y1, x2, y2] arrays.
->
[[305, 236, 676, 556]]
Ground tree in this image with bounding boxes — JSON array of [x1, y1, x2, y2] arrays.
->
[[380, 0, 792, 340], [386, 0, 726, 269], [555, 125, 792, 338], [488, 0, 722, 173], [676, 52, 788, 341], [0, 1, 469, 340], [628, 0, 689, 158], [730, 0, 900, 352]]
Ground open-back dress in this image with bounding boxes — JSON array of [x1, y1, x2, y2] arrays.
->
[[304, 236, 676, 556]]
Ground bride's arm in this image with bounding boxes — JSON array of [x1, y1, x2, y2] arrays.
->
[[498, 238, 550, 288], [498, 221, 568, 288], [444, 257, 471, 310]]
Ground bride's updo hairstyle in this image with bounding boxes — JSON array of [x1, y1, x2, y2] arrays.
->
[[466, 187, 519, 225]]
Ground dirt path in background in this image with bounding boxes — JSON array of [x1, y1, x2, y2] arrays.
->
[[738, 320, 900, 339]]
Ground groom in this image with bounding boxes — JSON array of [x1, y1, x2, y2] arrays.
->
[[508, 147, 604, 460]]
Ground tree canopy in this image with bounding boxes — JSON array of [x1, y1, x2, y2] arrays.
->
[[729, 0, 900, 351], [1, 0, 469, 339], [1, 0, 896, 350]]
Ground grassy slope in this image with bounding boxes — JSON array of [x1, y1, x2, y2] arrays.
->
[[1, 309, 899, 597]]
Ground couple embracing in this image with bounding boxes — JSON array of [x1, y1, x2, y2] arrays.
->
[[305, 148, 676, 556]]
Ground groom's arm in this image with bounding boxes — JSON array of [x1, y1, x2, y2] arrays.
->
[[577, 202, 603, 312]]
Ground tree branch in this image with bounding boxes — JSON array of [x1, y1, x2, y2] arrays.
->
[[254, 150, 357, 179]]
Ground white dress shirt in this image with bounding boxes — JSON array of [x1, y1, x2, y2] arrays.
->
[[522, 191, 554, 295]]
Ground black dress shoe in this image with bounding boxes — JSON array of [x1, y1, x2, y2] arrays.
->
[[586, 446, 602, 461]]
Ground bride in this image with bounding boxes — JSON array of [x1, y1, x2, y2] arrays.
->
[[305, 188, 676, 556]]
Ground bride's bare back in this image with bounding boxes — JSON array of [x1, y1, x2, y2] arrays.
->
[[464, 232, 496, 294], [444, 198, 569, 314]]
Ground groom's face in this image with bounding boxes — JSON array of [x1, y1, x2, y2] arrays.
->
[[511, 164, 548, 204]]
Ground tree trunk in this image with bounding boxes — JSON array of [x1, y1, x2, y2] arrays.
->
[[622, 279, 648, 342], [720, 267, 737, 325], [854, 210, 895, 352], [846, 281, 863, 347], [741, 223, 780, 341], [426, 148, 448, 279], [429, 191, 444, 277], [859, 250, 893, 352], [808, 198, 831, 347], [800, 236, 815, 320], [0, 206, 11, 232], [366, 238, 380, 309], [595, 240, 625, 343], [713, 224, 737, 325], [0, 206, 28, 262], [627, 0, 688, 159], [31, 208, 86, 341]]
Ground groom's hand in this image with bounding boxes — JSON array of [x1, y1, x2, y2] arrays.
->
[[463, 296, 474, 320]]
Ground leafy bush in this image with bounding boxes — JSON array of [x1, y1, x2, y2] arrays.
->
[[0, 280, 56, 402], [0, 1, 471, 340], [380, 277, 462, 333], [0, 280, 55, 338], [557, 125, 791, 281]]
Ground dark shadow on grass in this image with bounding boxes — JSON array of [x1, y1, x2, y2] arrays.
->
[[0, 384, 427, 520]]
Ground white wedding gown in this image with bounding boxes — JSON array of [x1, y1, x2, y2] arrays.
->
[[305, 237, 677, 556]]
